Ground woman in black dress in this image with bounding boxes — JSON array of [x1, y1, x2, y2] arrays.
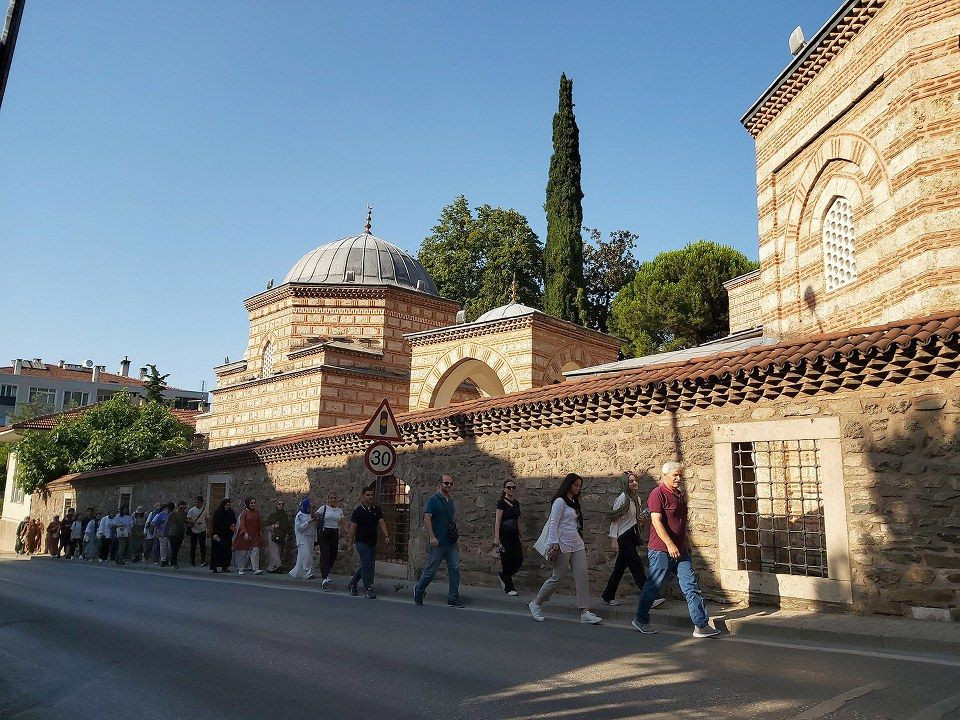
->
[[210, 499, 236, 573], [493, 480, 523, 595]]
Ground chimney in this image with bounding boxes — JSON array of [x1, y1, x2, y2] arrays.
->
[[13, 359, 22, 375], [120, 356, 131, 377], [139, 367, 148, 380], [92, 365, 102, 383], [58, 360, 65, 368], [33, 358, 42, 366]]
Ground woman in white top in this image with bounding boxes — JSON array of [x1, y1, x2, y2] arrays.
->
[[289, 497, 319, 580], [601, 471, 664, 609], [529, 473, 602, 625], [317, 492, 345, 589]]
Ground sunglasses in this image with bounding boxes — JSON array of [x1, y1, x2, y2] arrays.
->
[[441, 481, 454, 487]]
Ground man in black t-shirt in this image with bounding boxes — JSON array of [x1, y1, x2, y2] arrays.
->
[[346, 486, 390, 599]]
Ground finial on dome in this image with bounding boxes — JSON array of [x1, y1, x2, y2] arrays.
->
[[510, 273, 518, 303], [364, 204, 373, 234]]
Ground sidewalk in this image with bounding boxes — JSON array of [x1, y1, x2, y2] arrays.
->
[[6, 553, 960, 658]]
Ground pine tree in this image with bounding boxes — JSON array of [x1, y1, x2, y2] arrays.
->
[[543, 73, 587, 325], [142, 364, 170, 404]]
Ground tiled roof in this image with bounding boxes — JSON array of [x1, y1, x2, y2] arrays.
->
[[53, 311, 960, 487], [1, 365, 147, 385], [10, 404, 199, 431]]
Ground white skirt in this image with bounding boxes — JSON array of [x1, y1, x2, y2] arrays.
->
[[288, 541, 314, 579]]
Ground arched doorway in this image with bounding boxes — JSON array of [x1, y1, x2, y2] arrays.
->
[[429, 358, 507, 409]]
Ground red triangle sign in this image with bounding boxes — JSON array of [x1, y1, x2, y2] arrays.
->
[[359, 399, 403, 441]]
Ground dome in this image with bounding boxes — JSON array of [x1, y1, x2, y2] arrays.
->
[[473, 302, 538, 323], [282, 233, 438, 295]]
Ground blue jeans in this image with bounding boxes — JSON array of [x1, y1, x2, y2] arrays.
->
[[415, 542, 461, 602], [635, 550, 708, 627], [350, 542, 376, 590]]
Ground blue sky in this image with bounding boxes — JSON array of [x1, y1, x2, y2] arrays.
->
[[1, 1, 839, 392]]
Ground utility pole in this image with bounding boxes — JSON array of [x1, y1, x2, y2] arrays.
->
[[0, 0, 26, 111]]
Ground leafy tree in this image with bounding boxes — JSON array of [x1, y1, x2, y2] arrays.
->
[[609, 240, 759, 358], [142, 364, 170, 404], [419, 197, 544, 320], [583, 228, 640, 333], [14, 390, 193, 495], [9, 399, 55, 423], [543, 73, 587, 325]]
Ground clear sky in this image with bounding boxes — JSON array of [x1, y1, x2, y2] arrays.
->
[[1, 1, 839, 392]]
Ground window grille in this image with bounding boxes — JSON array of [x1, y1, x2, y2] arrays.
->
[[732, 439, 828, 578], [823, 196, 857, 292], [376, 475, 410, 564], [262, 342, 275, 378]]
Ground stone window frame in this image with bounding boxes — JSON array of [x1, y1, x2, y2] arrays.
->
[[713, 417, 853, 604], [117, 486, 133, 511], [206, 474, 232, 509], [261, 340, 276, 378], [62, 493, 75, 517]]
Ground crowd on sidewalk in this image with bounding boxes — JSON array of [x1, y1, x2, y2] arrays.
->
[[14, 461, 720, 638]]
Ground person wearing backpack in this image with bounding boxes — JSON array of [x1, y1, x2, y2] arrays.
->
[[413, 474, 464, 608]]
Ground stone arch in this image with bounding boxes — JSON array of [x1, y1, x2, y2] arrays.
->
[[543, 345, 598, 384], [418, 344, 519, 409], [777, 132, 892, 332]]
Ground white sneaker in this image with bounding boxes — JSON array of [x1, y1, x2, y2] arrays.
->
[[601, 598, 620, 606], [693, 625, 720, 638], [238, 570, 245, 576], [321, 578, 331, 589], [254, 569, 263, 575], [528, 601, 545, 622], [631, 619, 657, 634], [507, 590, 518, 596], [652, 598, 666, 609], [580, 611, 603, 625]]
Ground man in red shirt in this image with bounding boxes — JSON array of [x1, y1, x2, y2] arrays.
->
[[633, 461, 719, 638]]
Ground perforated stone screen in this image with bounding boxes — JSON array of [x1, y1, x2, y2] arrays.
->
[[822, 197, 857, 292], [261, 341, 275, 377]]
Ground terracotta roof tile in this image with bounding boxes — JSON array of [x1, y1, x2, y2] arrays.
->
[[11, 404, 199, 431], [0, 365, 195, 392]]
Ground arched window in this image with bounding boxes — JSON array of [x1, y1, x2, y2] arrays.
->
[[261, 341, 275, 378], [822, 197, 858, 292]]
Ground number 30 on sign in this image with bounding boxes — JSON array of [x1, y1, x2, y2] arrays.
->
[[364, 441, 397, 476]]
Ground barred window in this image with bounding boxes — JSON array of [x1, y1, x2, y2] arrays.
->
[[261, 342, 275, 378], [732, 439, 828, 578], [822, 196, 858, 292]]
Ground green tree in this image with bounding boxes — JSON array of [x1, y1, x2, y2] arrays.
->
[[418, 197, 544, 320], [609, 240, 759, 357], [583, 228, 640, 333], [543, 73, 587, 325], [142, 364, 170, 404], [14, 390, 193, 495]]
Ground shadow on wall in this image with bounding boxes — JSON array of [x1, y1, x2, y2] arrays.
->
[[854, 391, 960, 619]]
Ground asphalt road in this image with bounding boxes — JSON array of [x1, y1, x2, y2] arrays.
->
[[1, 557, 959, 720]]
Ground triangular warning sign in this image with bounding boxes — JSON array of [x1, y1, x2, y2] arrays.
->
[[359, 399, 403, 441]]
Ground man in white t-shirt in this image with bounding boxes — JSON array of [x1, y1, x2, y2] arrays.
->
[[186, 495, 208, 567]]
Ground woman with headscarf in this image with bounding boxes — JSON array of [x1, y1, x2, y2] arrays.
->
[[289, 498, 319, 580], [233, 497, 263, 576], [209, 499, 236, 574], [528, 473, 602, 625], [15, 516, 29, 554], [46, 516, 62, 557], [83, 513, 100, 561], [493, 479, 523, 595], [264, 499, 291, 573], [129, 507, 146, 562], [600, 471, 664, 609], [27, 518, 42, 554]]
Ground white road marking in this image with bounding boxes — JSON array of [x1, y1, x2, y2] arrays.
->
[[4, 559, 960, 671], [906, 691, 960, 720], [787, 681, 886, 719]]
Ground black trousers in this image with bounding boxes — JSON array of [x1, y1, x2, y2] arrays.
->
[[98, 537, 111, 561], [498, 535, 523, 591], [190, 532, 207, 565], [210, 537, 231, 571], [318, 528, 339, 579], [601, 527, 646, 602], [169, 535, 184, 567]]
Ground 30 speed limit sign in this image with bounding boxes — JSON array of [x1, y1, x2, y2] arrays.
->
[[363, 441, 397, 476]]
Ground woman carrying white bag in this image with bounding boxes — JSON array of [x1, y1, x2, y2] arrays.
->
[[529, 473, 602, 625]]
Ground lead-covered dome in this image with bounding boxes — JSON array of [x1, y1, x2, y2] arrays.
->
[[282, 233, 438, 295]]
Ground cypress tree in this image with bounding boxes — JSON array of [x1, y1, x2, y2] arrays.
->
[[543, 73, 587, 324]]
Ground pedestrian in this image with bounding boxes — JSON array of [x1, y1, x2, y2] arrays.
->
[[528, 473, 602, 625], [632, 462, 719, 638], [234, 497, 263, 576], [413, 475, 463, 608], [69, 513, 83, 559], [144, 501, 162, 564], [15, 516, 28, 555], [346, 485, 390, 599], [186, 495, 207, 567], [264, 499, 290, 573], [97, 510, 115, 562], [210, 499, 236, 573], [166, 501, 188, 569], [129, 507, 146, 562], [112, 506, 133, 565], [83, 513, 100, 561], [27, 518, 42, 554], [58, 512, 74, 558], [289, 498, 320, 580], [317, 491, 345, 589], [601, 471, 665, 610], [152, 503, 170, 566], [46, 516, 62, 557], [493, 479, 523, 595]]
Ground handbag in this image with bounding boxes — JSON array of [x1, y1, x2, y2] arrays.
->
[[439, 496, 459, 544], [533, 520, 551, 559], [314, 506, 326, 547]]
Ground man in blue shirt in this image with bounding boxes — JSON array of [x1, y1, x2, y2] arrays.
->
[[413, 474, 463, 608]]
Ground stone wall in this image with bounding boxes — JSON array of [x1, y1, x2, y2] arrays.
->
[[751, 0, 960, 339], [724, 270, 761, 333], [38, 372, 960, 618]]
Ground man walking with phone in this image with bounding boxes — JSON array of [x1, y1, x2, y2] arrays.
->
[[413, 474, 463, 608]]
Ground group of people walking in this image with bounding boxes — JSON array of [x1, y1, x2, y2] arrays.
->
[[17, 460, 719, 637]]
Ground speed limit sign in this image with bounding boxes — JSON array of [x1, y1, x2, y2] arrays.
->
[[364, 441, 397, 476]]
